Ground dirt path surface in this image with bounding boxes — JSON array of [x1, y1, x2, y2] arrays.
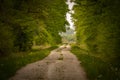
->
[[10, 45, 88, 80]]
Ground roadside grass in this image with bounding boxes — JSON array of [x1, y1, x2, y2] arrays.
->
[[0, 46, 58, 80], [71, 45, 120, 80]]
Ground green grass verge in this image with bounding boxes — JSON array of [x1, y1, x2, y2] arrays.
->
[[71, 46, 120, 80], [0, 46, 58, 80]]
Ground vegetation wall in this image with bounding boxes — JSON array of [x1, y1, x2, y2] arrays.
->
[[0, 0, 67, 55], [73, 0, 120, 62]]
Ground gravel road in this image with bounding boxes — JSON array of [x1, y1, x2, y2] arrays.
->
[[10, 45, 88, 80]]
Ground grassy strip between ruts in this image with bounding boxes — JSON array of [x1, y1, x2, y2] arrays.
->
[[0, 46, 58, 80], [71, 45, 120, 80]]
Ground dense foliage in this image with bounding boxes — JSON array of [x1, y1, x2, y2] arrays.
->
[[73, 0, 120, 62], [0, 0, 67, 55]]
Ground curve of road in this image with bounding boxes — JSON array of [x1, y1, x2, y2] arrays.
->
[[10, 45, 88, 80]]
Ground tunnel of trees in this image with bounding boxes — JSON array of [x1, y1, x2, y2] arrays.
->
[[0, 0, 120, 79]]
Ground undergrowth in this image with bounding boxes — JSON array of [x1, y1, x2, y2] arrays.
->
[[0, 46, 57, 80], [71, 45, 120, 80]]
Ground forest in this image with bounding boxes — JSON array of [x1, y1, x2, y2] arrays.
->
[[0, 0, 120, 80]]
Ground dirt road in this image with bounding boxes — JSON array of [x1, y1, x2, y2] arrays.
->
[[10, 45, 88, 80]]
